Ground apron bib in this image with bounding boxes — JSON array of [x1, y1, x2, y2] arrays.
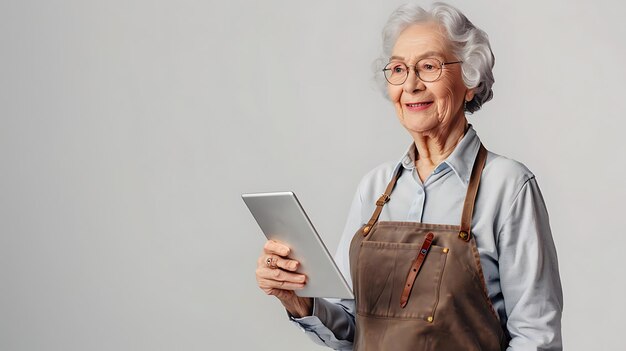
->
[[349, 144, 509, 351]]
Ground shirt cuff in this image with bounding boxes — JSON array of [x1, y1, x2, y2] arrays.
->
[[288, 298, 354, 350], [288, 297, 324, 331]]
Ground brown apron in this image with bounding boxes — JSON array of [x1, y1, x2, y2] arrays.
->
[[349, 144, 509, 351]]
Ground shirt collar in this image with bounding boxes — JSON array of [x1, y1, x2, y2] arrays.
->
[[398, 124, 482, 185]]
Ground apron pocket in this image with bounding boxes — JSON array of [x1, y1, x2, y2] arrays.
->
[[357, 240, 448, 321]]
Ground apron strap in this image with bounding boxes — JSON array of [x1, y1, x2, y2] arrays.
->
[[361, 142, 487, 239], [362, 166, 403, 236], [458, 143, 487, 242]]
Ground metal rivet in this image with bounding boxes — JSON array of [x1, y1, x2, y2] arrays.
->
[[427, 316, 433, 323], [363, 226, 370, 234], [459, 231, 468, 240], [442, 248, 449, 253]]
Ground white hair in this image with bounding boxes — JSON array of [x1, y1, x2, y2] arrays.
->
[[376, 2, 495, 113]]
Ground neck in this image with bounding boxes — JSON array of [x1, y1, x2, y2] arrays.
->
[[412, 116, 468, 168]]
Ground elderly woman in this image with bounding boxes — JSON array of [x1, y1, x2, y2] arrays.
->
[[255, 2, 562, 350]]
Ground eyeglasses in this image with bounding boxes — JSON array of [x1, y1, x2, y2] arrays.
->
[[382, 58, 463, 85]]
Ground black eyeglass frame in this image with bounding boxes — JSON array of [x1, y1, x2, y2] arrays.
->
[[382, 59, 463, 85]]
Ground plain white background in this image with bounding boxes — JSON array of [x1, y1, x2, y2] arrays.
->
[[1, 0, 625, 350]]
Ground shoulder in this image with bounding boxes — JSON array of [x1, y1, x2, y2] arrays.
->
[[479, 151, 540, 224], [355, 161, 398, 201], [478, 151, 548, 237], [483, 151, 535, 191], [359, 161, 398, 185]]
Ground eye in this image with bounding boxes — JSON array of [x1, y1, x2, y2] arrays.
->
[[419, 61, 438, 72], [417, 59, 441, 73], [390, 63, 406, 74]]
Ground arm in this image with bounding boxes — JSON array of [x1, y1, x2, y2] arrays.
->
[[498, 177, 563, 350], [289, 184, 364, 349], [289, 298, 355, 350]]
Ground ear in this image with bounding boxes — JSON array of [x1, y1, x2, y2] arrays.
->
[[465, 89, 475, 102]]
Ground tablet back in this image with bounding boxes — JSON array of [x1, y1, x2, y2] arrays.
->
[[242, 192, 353, 299]]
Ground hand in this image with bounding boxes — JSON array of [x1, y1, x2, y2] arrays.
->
[[256, 240, 313, 317]]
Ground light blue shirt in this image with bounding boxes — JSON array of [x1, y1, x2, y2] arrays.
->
[[291, 126, 563, 351]]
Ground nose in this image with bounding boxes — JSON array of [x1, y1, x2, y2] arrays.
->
[[403, 68, 426, 93]]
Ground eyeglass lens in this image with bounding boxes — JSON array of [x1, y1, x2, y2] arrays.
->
[[383, 58, 443, 85]]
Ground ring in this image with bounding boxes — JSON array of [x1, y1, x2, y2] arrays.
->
[[266, 256, 277, 269]]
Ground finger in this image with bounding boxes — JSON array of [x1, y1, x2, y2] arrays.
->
[[257, 254, 279, 269], [268, 288, 296, 300], [269, 255, 300, 272], [257, 276, 305, 292], [257, 255, 300, 275], [263, 240, 290, 257], [256, 266, 306, 285], [266, 255, 279, 269]]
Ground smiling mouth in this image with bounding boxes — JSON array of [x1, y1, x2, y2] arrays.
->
[[404, 101, 433, 111], [406, 102, 433, 107]]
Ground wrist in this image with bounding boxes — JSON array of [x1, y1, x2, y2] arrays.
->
[[283, 296, 313, 318]]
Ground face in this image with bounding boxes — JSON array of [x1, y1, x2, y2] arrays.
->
[[387, 22, 474, 137]]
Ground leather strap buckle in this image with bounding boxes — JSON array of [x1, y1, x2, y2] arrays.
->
[[376, 194, 390, 206]]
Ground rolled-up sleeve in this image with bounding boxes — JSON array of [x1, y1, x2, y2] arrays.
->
[[289, 298, 355, 350], [497, 177, 563, 350]]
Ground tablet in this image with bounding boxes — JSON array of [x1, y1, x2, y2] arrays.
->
[[242, 192, 354, 299]]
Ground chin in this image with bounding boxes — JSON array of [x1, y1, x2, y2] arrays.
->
[[400, 112, 437, 132]]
